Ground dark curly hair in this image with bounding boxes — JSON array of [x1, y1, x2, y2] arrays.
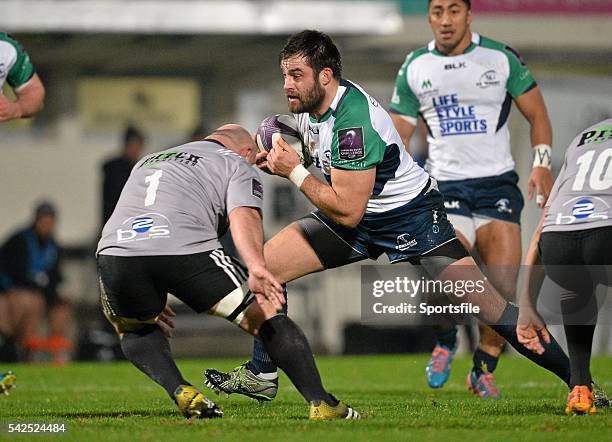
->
[[279, 30, 342, 79]]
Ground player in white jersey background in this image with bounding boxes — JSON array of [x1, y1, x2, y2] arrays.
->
[[0, 31, 45, 395], [389, 0, 554, 398], [518, 119, 612, 415]]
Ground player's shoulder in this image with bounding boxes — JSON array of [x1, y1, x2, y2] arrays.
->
[[477, 34, 525, 64], [400, 46, 430, 70], [333, 80, 373, 123], [0, 32, 22, 58]]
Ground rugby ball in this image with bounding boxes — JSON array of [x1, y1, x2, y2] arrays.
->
[[255, 114, 312, 167]]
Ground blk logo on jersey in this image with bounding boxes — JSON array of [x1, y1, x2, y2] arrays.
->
[[444, 200, 461, 210], [337, 127, 365, 160], [555, 197, 610, 225], [433, 94, 487, 136], [476, 70, 501, 89], [445, 62, 466, 70], [116, 213, 171, 243]]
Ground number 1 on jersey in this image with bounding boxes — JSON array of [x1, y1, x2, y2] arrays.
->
[[144, 170, 163, 206]]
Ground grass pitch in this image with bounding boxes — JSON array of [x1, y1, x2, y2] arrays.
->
[[1, 355, 610, 441]]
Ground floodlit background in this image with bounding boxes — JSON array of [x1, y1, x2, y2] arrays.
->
[[1, 0, 611, 359]]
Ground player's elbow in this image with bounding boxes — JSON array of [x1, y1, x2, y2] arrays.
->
[[335, 212, 363, 229]]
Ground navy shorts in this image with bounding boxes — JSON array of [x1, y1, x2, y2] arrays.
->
[[437, 170, 524, 225], [300, 179, 459, 264]]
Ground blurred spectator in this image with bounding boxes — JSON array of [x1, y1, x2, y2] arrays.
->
[[0, 202, 72, 363], [101, 125, 147, 225], [0, 32, 45, 122]]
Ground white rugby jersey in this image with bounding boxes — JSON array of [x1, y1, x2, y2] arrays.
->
[[294, 79, 429, 214], [390, 33, 537, 181], [543, 119, 612, 232], [0, 33, 35, 91]]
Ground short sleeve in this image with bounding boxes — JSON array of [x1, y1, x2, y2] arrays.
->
[[331, 88, 385, 170], [389, 54, 420, 118], [226, 160, 264, 215], [5, 35, 35, 90], [504, 45, 536, 98]]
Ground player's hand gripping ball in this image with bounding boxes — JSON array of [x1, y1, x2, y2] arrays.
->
[[255, 114, 312, 167]]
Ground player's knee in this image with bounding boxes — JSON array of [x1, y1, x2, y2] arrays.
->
[[239, 301, 279, 336]]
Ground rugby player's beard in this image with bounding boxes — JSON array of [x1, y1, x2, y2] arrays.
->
[[286, 79, 325, 115]]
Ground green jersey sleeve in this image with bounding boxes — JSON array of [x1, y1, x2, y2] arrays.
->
[[389, 53, 420, 118], [1, 33, 35, 89], [505, 46, 536, 98], [331, 87, 386, 170], [480, 36, 535, 98]]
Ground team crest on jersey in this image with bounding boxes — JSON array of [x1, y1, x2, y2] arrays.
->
[[251, 179, 263, 199], [337, 127, 365, 160], [0, 63, 5, 78], [116, 213, 171, 243], [476, 70, 501, 89]]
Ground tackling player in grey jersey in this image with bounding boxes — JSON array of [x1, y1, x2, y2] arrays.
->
[[96, 124, 358, 420]]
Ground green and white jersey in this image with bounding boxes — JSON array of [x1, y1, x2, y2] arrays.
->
[[295, 79, 429, 214], [543, 119, 612, 233], [390, 32, 536, 181], [0, 33, 35, 91]]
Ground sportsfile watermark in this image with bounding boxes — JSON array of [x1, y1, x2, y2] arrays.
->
[[361, 264, 612, 325]]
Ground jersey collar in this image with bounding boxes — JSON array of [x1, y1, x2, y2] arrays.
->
[[428, 32, 480, 57], [308, 79, 352, 124]]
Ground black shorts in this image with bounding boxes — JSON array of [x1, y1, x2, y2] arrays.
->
[[97, 249, 248, 323], [540, 226, 612, 295]]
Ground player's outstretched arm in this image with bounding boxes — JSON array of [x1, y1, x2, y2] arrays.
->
[[517, 209, 550, 354], [0, 74, 45, 122], [228, 206, 284, 309], [515, 86, 554, 207], [266, 137, 374, 228]]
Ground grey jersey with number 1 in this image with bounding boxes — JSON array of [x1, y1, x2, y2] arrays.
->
[[543, 119, 612, 233], [97, 140, 263, 256]]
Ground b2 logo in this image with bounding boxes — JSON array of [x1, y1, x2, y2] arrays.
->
[[116, 213, 171, 242]]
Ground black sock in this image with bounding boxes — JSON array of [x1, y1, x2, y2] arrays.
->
[[490, 303, 571, 387], [435, 326, 458, 349], [558, 281, 598, 388], [563, 325, 595, 387], [120, 325, 188, 397], [250, 290, 288, 375], [472, 348, 500, 376], [259, 315, 334, 404]]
